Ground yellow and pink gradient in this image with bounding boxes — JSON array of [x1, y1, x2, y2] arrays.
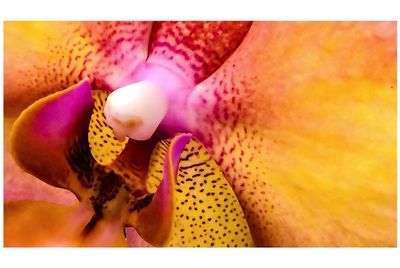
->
[[3, 21, 397, 247]]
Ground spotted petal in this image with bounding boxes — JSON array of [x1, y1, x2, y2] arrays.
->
[[188, 22, 397, 246], [131, 133, 254, 247], [88, 89, 129, 165], [4, 21, 153, 116]]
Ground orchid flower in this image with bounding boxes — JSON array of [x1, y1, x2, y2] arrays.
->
[[4, 21, 396, 247]]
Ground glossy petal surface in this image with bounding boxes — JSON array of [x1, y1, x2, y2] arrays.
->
[[188, 22, 397, 246]]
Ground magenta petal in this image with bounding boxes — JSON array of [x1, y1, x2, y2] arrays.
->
[[160, 133, 192, 191], [11, 79, 94, 199], [31, 80, 93, 141]]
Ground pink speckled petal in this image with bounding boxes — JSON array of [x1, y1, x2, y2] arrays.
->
[[147, 21, 252, 86], [4, 21, 153, 116], [187, 22, 396, 246]]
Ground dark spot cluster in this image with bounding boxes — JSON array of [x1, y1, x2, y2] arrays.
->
[[65, 127, 147, 222], [89, 169, 123, 216], [66, 133, 96, 188], [129, 193, 154, 212]]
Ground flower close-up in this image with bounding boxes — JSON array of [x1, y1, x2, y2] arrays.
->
[[3, 21, 397, 247]]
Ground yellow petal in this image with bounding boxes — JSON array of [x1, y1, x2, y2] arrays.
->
[[88, 89, 128, 165], [132, 134, 254, 247], [188, 22, 396, 246]]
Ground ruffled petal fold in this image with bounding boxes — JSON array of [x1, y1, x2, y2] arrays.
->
[[11, 79, 94, 200], [5, 115, 77, 205]]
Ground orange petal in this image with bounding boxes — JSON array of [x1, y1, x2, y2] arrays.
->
[[4, 116, 77, 204], [188, 22, 397, 246], [4, 200, 81, 247], [4, 21, 153, 116], [4, 200, 127, 247]]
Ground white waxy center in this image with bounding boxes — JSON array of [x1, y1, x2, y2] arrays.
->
[[104, 81, 168, 141]]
